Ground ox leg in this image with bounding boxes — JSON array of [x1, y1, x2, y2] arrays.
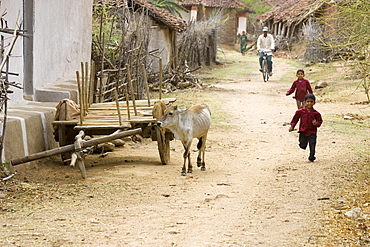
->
[[196, 137, 203, 167], [181, 147, 188, 176], [187, 150, 192, 174], [182, 142, 192, 176], [197, 134, 207, 171]]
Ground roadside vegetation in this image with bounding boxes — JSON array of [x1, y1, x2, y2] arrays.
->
[[319, 0, 370, 102], [241, 0, 271, 15]]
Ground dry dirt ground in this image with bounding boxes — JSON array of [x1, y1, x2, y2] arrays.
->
[[1, 49, 370, 247]]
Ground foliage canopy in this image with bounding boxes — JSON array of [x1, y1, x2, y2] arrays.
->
[[149, 0, 188, 17], [241, 0, 271, 15], [319, 0, 370, 101]]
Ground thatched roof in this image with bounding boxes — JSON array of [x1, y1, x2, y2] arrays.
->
[[180, 0, 244, 8], [257, 0, 329, 25], [94, 0, 187, 32]]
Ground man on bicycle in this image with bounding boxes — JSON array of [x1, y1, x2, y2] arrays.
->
[[257, 26, 275, 76]]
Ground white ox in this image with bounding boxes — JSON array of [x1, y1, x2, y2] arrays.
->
[[157, 103, 211, 176]]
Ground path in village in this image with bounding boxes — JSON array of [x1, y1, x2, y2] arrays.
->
[[0, 50, 364, 246]]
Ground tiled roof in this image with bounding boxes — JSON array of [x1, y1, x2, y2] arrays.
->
[[94, 0, 187, 32], [180, 0, 244, 8], [257, 0, 328, 24]]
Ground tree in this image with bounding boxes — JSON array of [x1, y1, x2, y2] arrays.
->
[[149, 0, 188, 18], [241, 0, 271, 15], [319, 0, 370, 101]]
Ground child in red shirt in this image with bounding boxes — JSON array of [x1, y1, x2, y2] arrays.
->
[[286, 69, 313, 109], [289, 94, 323, 162]]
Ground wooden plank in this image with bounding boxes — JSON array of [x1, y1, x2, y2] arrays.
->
[[83, 111, 150, 117], [88, 98, 176, 108], [10, 128, 142, 166], [81, 116, 155, 122], [73, 98, 176, 129], [52, 120, 79, 125], [87, 106, 154, 111], [74, 125, 131, 130], [85, 111, 150, 116]]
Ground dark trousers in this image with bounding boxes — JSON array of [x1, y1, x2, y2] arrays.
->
[[259, 52, 273, 73], [299, 133, 317, 159]]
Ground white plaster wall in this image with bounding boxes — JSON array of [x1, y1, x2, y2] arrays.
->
[[149, 25, 170, 71], [190, 8, 197, 21], [33, 0, 93, 88], [1, 0, 24, 104], [178, 9, 190, 23], [0, 0, 92, 105], [238, 16, 247, 35]]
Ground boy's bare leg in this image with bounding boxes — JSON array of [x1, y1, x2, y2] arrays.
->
[[296, 100, 304, 109]]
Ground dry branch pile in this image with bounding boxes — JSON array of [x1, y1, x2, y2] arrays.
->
[[91, 2, 226, 102], [177, 11, 224, 69], [92, 4, 151, 103], [149, 65, 203, 93]]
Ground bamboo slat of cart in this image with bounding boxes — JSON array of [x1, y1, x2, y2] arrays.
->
[[75, 61, 176, 131], [87, 98, 176, 108]]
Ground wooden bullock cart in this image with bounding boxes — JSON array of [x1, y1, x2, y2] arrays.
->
[[52, 97, 176, 165], [51, 62, 175, 178]]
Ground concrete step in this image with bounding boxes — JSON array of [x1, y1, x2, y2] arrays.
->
[[2, 77, 80, 174], [2, 102, 60, 172], [34, 77, 79, 103]]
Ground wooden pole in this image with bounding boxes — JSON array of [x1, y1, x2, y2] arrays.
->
[[85, 62, 89, 112], [99, 33, 105, 103], [89, 60, 95, 105], [159, 57, 163, 100], [80, 62, 85, 116], [0, 12, 21, 72], [76, 71, 84, 125], [142, 64, 151, 107], [149, 54, 163, 100], [114, 88, 122, 125], [124, 84, 131, 120], [126, 64, 137, 115], [10, 128, 142, 166]]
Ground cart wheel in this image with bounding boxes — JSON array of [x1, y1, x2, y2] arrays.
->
[[58, 125, 77, 165], [155, 126, 170, 165]]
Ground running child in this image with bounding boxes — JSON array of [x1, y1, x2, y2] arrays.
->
[[289, 94, 323, 162], [286, 69, 313, 109]]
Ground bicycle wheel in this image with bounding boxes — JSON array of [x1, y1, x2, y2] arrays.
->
[[262, 60, 269, 82]]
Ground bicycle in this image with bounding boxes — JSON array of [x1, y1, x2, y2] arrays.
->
[[260, 51, 269, 82]]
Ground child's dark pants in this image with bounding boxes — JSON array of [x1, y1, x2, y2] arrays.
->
[[299, 132, 317, 160]]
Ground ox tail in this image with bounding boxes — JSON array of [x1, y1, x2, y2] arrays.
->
[[197, 137, 203, 150]]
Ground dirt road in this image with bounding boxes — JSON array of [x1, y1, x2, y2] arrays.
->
[[1, 49, 368, 246]]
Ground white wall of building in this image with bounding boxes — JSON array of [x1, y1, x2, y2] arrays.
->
[[33, 0, 92, 91], [237, 16, 247, 35], [149, 25, 170, 71], [1, 0, 92, 105], [190, 7, 197, 21], [178, 9, 191, 23]]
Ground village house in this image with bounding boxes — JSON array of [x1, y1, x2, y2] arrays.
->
[[1, 0, 187, 168], [100, 0, 187, 70], [4, 0, 93, 105], [178, 0, 254, 45], [257, 0, 333, 51], [1, 0, 92, 166]]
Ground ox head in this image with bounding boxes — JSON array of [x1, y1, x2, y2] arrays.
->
[[156, 105, 178, 129]]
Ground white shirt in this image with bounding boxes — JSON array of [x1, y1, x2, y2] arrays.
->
[[257, 33, 275, 55]]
